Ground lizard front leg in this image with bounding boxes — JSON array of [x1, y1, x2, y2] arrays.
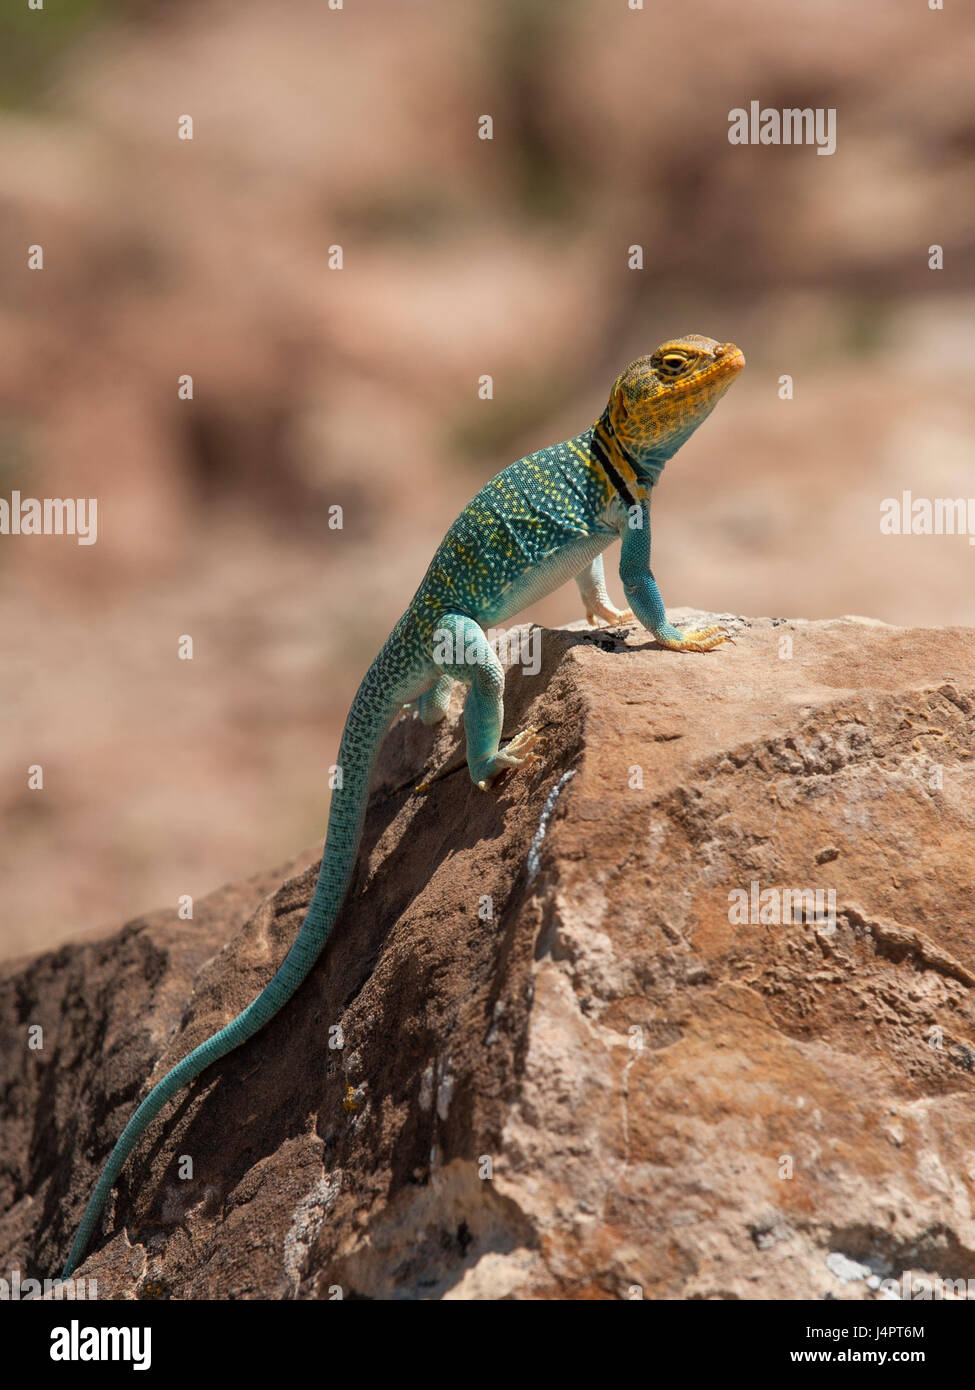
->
[[575, 552, 633, 626], [619, 502, 729, 652], [431, 613, 540, 789]]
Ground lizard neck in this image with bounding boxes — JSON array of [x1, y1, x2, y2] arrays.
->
[[589, 409, 663, 508]]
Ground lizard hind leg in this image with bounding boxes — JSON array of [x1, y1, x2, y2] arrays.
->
[[416, 673, 454, 725], [431, 612, 540, 790]]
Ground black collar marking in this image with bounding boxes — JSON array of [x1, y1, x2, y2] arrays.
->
[[591, 422, 638, 509]]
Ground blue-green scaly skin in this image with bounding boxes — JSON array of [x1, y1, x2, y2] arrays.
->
[[62, 335, 743, 1277]]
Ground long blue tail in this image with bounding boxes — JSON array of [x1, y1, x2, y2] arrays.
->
[[62, 661, 402, 1277]]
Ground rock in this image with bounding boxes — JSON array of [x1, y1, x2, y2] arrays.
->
[[3, 614, 975, 1300]]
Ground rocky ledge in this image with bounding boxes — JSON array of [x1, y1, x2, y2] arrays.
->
[[2, 613, 975, 1300]]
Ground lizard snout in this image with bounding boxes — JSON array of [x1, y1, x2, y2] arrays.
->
[[713, 342, 746, 370]]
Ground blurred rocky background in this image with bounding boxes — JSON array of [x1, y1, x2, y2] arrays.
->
[[1, 0, 973, 957]]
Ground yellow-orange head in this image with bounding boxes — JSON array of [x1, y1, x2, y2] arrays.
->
[[600, 335, 745, 477]]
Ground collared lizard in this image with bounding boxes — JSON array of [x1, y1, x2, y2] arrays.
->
[[61, 334, 744, 1276]]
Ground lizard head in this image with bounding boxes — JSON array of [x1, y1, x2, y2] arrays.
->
[[604, 335, 745, 475]]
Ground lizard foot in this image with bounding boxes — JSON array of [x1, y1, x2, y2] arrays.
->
[[586, 605, 634, 627], [475, 725, 541, 791], [656, 625, 732, 653]]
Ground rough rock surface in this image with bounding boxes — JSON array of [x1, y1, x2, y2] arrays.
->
[[3, 613, 975, 1300]]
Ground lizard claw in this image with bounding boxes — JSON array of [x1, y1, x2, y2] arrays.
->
[[657, 625, 732, 653], [475, 726, 542, 790], [586, 605, 634, 627]]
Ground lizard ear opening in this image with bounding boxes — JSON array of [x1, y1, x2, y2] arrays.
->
[[612, 378, 630, 418]]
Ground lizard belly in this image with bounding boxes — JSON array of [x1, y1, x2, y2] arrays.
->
[[477, 533, 614, 627]]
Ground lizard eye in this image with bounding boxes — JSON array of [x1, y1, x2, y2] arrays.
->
[[659, 353, 690, 376]]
